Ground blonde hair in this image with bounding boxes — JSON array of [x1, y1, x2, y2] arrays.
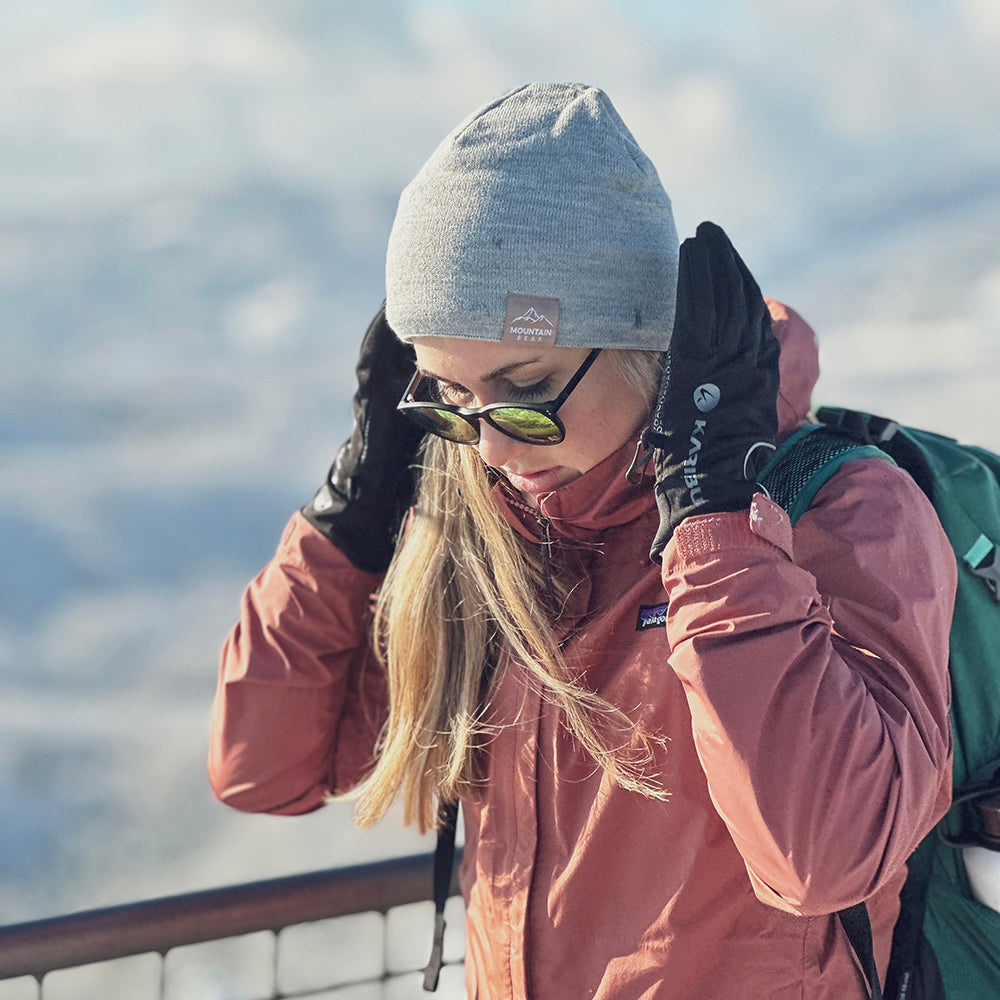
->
[[354, 349, 665, 831]]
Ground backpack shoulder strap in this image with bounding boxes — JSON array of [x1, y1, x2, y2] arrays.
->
[[423, 800, 459, 992], [759, 417, 890, 525], [839, 903, 885, 1000]]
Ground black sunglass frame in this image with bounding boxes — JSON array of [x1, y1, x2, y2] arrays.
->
[[397, 347, 602, 445]]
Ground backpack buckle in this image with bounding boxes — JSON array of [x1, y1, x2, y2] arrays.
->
[[965, 535, 1000, 604]]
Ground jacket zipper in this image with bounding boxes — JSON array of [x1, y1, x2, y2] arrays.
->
[[536, 512, 554, 597]]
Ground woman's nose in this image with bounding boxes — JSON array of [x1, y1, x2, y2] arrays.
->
[[476, 420, 525, 470]]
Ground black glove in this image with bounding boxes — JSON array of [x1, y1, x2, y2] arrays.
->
[[302, 302, 425, 573], [646, 222, 779, 562]]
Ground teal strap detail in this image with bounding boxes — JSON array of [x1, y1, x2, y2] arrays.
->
[[963, 533, 1000, 603], [964, 534, 995, 570]]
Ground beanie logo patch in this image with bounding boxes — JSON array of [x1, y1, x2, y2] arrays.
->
[[503, 293, 559, 346]]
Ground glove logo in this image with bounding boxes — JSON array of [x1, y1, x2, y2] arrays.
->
[[685, 419, 707, 507], [311, 485, 334, 512], [693, 383, 721, 412]]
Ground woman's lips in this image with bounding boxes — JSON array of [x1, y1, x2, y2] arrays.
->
[[504, 467, 569, 494]]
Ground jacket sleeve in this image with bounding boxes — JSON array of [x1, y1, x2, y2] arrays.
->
[[208, 512, 389, 815], [661, 456, 955, 916]]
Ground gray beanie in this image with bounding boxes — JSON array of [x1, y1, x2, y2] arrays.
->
[[385, 82, 678, 350]]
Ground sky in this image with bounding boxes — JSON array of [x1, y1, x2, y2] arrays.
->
[[1, 0, 999, 932]]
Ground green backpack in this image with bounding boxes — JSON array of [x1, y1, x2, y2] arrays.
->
[[759, 406, 1000, 1000]]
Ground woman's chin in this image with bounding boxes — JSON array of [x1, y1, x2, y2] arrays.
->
[[505, 467, 579, 496]]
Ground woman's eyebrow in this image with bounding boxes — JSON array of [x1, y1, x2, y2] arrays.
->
[[482, 358, 544, 382], [417, 357, 545, 384], [418, 356, 542, 385]]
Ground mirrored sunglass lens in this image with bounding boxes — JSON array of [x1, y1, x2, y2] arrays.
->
[[412, 407, 479, 443], [489, 407, 563, 444]]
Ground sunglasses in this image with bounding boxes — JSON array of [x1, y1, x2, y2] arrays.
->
[[397, 348, 602, 445]]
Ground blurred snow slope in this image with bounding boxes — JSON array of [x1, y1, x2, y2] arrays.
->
[[1, 0, 998, 923]]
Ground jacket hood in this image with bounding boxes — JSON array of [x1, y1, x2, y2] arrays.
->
[[766, 298, 819, 436]]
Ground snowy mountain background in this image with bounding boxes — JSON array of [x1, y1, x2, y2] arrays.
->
[[2, 0, 999, 924]]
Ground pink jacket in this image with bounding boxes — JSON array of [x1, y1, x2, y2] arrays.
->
[[210, 301, 955, 999]]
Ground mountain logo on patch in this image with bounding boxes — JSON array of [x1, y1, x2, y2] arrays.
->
[[511, 307, 554, 328]]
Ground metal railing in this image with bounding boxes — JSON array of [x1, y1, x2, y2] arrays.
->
[[0, 852, 463, 998]]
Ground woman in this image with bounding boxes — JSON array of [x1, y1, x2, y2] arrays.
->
[[209, 83, 955, 999]]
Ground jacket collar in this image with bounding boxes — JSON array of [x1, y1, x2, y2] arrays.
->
[[492, 435, 654, 544]]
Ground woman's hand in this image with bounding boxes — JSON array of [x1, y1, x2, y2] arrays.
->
[[646, 222, 780, 562], [302, 303, 426, 573]]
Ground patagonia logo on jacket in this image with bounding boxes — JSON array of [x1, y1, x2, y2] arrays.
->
[[636, 602, 668, 631]]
